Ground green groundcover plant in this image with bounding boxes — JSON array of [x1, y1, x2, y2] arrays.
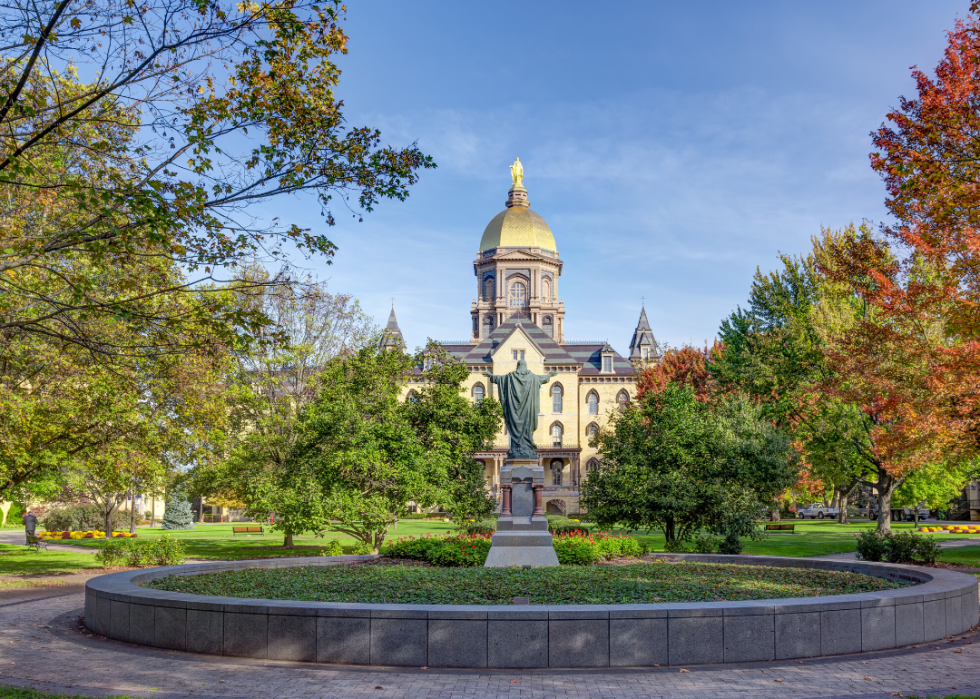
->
[[146, 561, 906, 605]]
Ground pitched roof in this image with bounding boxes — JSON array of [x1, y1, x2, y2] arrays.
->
[[452, 314, 579, 365]]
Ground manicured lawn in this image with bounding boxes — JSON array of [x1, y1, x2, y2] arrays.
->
[[937, 545, 980, 568], [0, 543, 102, 575], [49, 520, 460, 560], [147, 560, 906, 605]]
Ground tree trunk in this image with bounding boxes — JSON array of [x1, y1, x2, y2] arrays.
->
[[830, 490, 840, 509], [876, 469, 896, 534], [129, 489, 136, 534], [838, 491, 849, 524], [105, 509, 113, 539], [770, 508, 781, 522], [283, 532, 294, 548], [151, 498, 155, 527], [664, 518, 676, 543]]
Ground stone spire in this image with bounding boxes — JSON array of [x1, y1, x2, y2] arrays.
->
[[379, 305, 404, 352], [629, 304, 659, 364]]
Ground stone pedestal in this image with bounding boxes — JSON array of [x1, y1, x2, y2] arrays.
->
[[484, 461, 559, 567]]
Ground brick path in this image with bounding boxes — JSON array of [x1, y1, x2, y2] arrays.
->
[[0, 588, 979, 699]]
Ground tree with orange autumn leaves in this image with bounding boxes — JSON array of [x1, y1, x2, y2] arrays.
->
[[813, 6, 980, 528]]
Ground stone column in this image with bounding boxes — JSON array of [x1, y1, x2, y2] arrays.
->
[[532, 484, 544, 516], [501, 485, 512, 516]]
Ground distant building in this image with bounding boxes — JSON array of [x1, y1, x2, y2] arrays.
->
[[390, 162, 661, 514]]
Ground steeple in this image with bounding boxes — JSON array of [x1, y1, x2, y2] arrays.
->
[[629, 304, 659, 364], [379, 305, 405, 352]]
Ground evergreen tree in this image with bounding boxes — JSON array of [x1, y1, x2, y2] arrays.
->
[[161, 495, 195, 530]]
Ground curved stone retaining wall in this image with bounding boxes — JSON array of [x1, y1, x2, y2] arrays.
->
[[84, 554, 979, 668]]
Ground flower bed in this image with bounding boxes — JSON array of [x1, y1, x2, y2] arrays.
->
[[39, 530, 137, 540], [920, 524, 980, 533], [144, 560, 908, 605]]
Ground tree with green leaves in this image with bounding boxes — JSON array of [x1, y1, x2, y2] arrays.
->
[[0, 0, 434, 358], [712, 225, 891, 526], [285, 344, 501, 553], [193, 274, 375, 547], [581, 384, 799, 545]]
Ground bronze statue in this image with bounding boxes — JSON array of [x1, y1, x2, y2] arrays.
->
[[484, 358, 556, 459]]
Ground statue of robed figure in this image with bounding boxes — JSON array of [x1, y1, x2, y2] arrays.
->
[[484, 359, 556, 459]]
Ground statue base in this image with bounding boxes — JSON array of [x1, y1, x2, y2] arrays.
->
[[484, 460, 559, 568]]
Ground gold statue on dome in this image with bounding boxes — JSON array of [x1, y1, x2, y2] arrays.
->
[[510, 157, 524, 186]]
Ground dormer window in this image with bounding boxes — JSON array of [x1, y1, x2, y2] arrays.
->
[[602, 356, 612, 372]]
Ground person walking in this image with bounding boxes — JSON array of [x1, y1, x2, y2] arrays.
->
[[22, 510, 37, 545]]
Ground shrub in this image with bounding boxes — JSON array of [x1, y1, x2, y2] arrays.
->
[[122, 539, 148, 567], [857, 530, 938, 564], [381, 533, 491, 566], [96, 539, 127, 569], [382, 534, 443, 561], [593, 531, 642, 558], [718, 533, 744, 555], [913, 535, 941, 564], [349, 541, 373, 555], [663, 538, 689, 553], [856, 531, 888, 562], [461, 519, 496, 536], [553, 532, 602, 565], [691, 534, 719, 554], [149, 535, 187, 566], [425, 535, 491, 567], [43, 505, 128, 532], [884, 532, 919, 564], [325, 540, 344, 556]]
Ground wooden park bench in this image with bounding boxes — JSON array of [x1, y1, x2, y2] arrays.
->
[[764, 523, 796, 532], [232, 526, 265, 535], [25, 533, 49, 552]]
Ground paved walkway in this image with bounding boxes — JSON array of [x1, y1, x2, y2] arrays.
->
[[0, 588, 979, 699]]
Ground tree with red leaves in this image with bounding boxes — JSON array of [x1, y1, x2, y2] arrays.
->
[[636, 342, 723, 403]]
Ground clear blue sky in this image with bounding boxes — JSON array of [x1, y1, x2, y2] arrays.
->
[[269, 1, 969, 353]]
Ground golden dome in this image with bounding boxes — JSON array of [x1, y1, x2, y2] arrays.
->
[[479, 206, 557, 252], [479, 161, 557, 252]]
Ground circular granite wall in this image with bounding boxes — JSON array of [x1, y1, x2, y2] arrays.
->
[[84, 554, 979, 668]]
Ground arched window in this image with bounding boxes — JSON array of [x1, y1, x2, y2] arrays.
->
[[551, 384, 562, 413], [551, 422, 563, 447], [542, 315, 554, 338], [587, 391, 599, 415], [407, 390, 419, 404], [550, 458, 563, 486], [617, 390, 630, 409], [483, 314, 494, 338], [542, 277, 552, 301], [586, 458, 600, 474], [509, 281, 527, 309], [483, 276, 495, 300], [586, 422, 599, 439], [472, 383, 485, 405]]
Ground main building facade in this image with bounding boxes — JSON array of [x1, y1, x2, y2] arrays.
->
[[386, 161, 660, 514]]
